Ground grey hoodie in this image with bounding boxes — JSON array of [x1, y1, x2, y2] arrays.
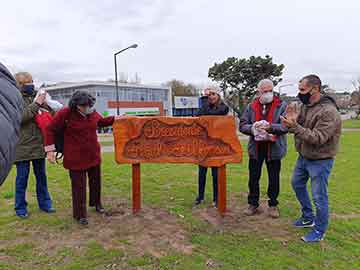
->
[[290, 95, 342, 160], [0, 63, 24, 185]]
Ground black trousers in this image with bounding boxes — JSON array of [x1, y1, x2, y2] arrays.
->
[[69, 165, 101, 220], [198, 166, 218, 202], [248, 146, 281, 207]]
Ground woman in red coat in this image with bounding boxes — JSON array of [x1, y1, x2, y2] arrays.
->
[[45, 91, 117, 225]]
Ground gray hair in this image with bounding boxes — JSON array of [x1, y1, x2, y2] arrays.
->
[[257, 79, 274, 90]]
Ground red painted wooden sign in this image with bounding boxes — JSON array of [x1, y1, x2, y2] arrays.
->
[[113, 116, 243, 215]]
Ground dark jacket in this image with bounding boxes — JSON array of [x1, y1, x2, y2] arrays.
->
[[290, 95, 341, 160], [0, 63, 24, 185], [239, 96, 288, 161], [14, 91, 47, 162], [197, 97, 229, 116], [45, 107, 114, 171]]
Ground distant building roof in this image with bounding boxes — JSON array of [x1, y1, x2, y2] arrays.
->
[[41, 81, 170, 91]]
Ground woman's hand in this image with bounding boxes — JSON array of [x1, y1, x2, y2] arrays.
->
[[46, 151, 56, 164]]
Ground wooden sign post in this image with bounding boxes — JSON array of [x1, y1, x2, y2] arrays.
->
[[113, 116, 242, 215]]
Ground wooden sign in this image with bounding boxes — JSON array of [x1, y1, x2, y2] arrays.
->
[[114, 116, 242, 167], [113, 116, 243, 215]]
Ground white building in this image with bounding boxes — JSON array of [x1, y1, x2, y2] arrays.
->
[[42, 81, 172, 116]]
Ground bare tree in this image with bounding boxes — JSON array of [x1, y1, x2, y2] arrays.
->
[[351, 78, 360, 91], [350, 78, 360, 117], [351, 91, 360, 117]]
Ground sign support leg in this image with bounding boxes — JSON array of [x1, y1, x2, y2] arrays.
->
[[218, 165, 227, 216], [132, 163, 141, 214]]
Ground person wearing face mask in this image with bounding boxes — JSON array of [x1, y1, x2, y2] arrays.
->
[[195, 87, 229, 207], [44, 90, 117, 225], [13, 72, 55, 218], [239, 79, 288, 218], [281, 75, 341, 242]]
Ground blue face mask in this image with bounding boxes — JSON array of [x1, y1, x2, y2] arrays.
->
[[22, 84, 35, 95]]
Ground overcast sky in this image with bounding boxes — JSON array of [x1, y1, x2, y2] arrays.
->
[[1, 0, 359, 93]]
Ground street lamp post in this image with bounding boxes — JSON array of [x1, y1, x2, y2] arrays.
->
[[114, 44, 138, 115]]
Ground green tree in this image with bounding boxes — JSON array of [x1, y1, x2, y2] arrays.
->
[[208, 55, 285, 114]]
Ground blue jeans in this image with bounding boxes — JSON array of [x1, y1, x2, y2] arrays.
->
[[291, 156, 334, 234], [15, 159, 53, 215]]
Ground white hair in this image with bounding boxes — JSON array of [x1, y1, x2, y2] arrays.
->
[[257, 79, 274, 91]]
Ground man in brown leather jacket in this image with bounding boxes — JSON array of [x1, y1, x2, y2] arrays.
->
[[282, 74, 341, 243]]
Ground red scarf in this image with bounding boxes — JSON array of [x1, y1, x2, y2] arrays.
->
[[251, 96, 281, 160]]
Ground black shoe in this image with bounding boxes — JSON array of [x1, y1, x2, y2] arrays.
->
[[194, 197, 204, 206], [95, 205, 105, 214], [78, 218, 88, 225]]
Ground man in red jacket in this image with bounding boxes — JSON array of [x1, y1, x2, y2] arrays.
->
[[45, 91, 117, 225], [239, 79, 288, 218]]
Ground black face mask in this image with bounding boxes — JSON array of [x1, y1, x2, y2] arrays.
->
[[298, 88, 315, 105], [298, 92, 311, 105]]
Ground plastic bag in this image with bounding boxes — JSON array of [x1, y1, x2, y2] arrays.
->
[[35, 89, 63, 111], [252, 120, 276, 142]]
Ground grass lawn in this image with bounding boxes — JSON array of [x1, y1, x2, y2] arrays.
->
[[0, 133, 359, 269], [342, 119, 360, 129]]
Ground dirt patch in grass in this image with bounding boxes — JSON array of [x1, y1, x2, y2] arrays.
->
[[0, 193, 308, 267], [102, 198, 193, 257], [0, 198, 193, 265], [192, 193, 295, 242]]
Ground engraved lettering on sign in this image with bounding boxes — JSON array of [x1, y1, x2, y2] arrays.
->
[[123, 119, 235, 162]]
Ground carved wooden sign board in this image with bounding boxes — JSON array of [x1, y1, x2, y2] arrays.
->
[[113, 116, 243, 215]]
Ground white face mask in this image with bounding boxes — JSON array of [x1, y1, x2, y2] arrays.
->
[[84, 106, 94, 115], [77, 105, 94, 115], [259, 92, 274, 104]]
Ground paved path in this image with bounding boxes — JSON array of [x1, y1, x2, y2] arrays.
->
[[98, 136, 114, 142], [102, 146, 115, 153], [343, 128, 360, 132]]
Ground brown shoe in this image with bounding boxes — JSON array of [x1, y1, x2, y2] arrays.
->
[[244, 205, 258, 216], [268, 206, 280, 219]]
